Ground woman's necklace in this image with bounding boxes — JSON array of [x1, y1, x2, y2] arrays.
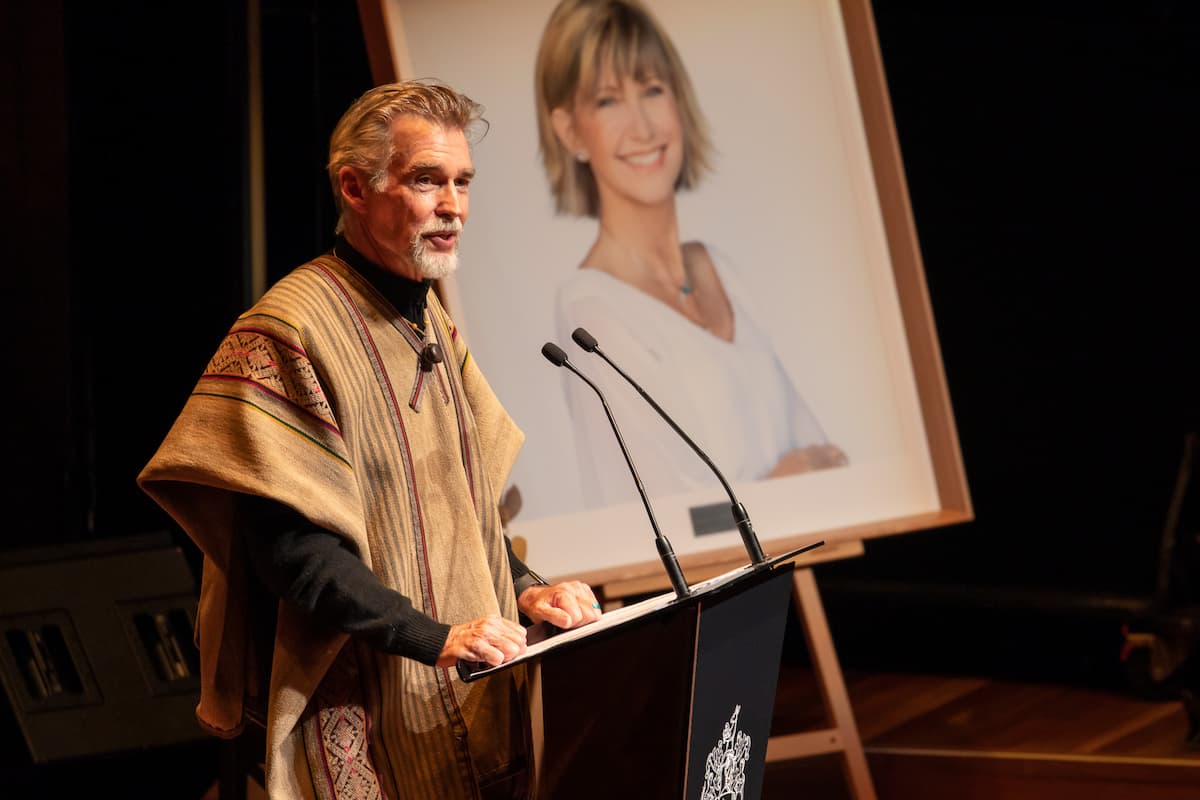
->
[[595, 234, 693, 303], [679, 259, 694, 300]]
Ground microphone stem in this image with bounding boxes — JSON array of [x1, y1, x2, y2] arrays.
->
[[564, 362, 690, 599], [593, 347, 767, 566]]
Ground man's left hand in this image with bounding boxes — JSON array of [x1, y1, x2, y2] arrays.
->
[[517, 580, 602, 630]]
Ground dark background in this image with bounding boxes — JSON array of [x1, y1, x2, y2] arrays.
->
[[2, 0, 1197, 794], [816, 0, 1199, 690]]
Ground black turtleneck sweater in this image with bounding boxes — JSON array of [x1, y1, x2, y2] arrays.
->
[[243, 237, 540, 666]]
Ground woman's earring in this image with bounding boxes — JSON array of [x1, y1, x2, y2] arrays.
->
[[574, 151, 589, 163]]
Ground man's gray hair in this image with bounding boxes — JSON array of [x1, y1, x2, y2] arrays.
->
[[327, 80, 487, 233]]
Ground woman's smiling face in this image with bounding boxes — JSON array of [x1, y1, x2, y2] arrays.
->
[[559, 63, 685, 212]]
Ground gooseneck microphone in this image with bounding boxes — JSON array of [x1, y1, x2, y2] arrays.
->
[[541, 342, 690, 599], [570, 327, 768, 567]]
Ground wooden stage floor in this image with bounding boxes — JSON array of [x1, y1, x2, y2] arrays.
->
[[765, 663, 1200, 799], [8, 662, 1190, 799]]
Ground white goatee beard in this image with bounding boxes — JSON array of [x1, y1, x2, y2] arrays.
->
[[410, 219, 462, 280]]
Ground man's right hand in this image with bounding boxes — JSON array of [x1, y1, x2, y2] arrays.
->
[[436, 614, 528, 668]]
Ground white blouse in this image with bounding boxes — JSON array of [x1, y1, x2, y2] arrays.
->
[[553, 245, 831, 509]]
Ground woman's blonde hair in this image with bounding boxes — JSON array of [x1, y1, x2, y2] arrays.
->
[[327, 79, 487, 233], [534, 0, 712, 217]]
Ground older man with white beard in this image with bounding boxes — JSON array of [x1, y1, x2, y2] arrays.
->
[[138, 80, 600, 800]]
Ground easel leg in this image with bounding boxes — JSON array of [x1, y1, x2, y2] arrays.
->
[[792, 567, 876, 800]]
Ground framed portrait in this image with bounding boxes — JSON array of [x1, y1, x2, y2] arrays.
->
[[360, 0, 972, 586]]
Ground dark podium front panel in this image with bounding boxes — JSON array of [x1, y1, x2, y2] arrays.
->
[[686, 568, 794, 800], [460, 560, 799, 799], [537, 599, 699, 797]]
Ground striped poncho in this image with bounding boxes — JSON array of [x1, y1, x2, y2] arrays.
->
[[139, 254, 528, 799]]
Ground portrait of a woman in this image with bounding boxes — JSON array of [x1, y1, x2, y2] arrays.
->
[[534, 0, 848, 509]]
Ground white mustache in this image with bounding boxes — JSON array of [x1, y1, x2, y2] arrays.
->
[[421, 219, 463, 236]]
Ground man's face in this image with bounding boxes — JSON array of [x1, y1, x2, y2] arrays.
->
[[357, 115, 474, 281]]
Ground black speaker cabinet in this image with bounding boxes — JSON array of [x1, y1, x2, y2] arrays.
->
[[0, 532, 206, 763]]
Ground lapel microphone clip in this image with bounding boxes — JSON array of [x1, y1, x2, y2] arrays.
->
[[419, 342, 444, 372]]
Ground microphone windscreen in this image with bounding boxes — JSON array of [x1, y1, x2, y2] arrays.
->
[[572, 328, 599, 352], [541, 342, 569, 366]]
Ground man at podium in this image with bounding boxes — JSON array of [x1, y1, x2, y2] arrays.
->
[[139, 79, 600, 799]]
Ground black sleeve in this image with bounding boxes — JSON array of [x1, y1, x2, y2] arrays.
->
[[505, 534, 548, 599], [241, 495, 450, 666]]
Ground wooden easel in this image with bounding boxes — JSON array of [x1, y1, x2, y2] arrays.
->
[[770, 565, 876, 799]]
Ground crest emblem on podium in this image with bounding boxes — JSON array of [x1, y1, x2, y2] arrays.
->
[[701, 704, 751, 800]]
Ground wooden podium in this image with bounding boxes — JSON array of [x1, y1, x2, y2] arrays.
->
[[460, 555, 806, 799]]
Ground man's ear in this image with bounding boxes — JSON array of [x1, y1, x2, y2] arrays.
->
[[550, 107, 583, 159], [338, 166, 369, 214]]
